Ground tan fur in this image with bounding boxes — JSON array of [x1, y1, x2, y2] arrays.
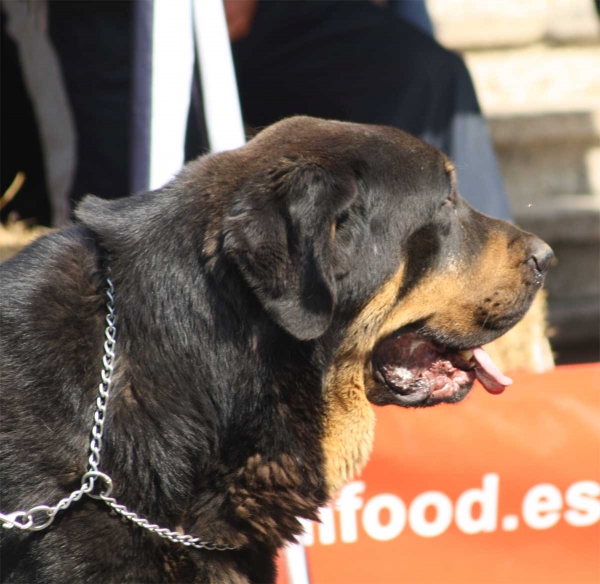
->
[[227, 452, 319, 546], [376, 232, 523, 343], [444, 158, 457, 185], [322, 267, 405, 495]]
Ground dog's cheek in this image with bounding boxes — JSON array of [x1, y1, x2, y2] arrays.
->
[[375, 229, 543, 346]]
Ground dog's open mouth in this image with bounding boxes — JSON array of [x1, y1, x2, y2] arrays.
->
[[371, 332, 513, 407]]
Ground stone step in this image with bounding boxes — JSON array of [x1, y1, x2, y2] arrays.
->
[[514, 196, 600, 346], [489, 110, 599, 208], [427, 0, 600, 50], [515, 194, 600, 242], [465, 45, 600, 118], [549, 297, 599, 345], [489, 110, 600, 148], [495, 135, 600, 210], [462, 45, 600, 206]]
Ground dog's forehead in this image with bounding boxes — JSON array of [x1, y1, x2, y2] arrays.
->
[[248, 116, 436, 162], [230, 116, 452, 201]]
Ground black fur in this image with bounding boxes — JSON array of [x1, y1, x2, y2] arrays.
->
[[0, 117, 550, 583]]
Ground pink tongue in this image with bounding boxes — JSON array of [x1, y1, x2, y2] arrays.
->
[[472, 347, 513, 395]]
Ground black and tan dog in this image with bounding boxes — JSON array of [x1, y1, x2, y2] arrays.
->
[[0, 117, 552, 583]]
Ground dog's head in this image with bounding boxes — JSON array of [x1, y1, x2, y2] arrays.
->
[[216, 117, 552, 492], [73, 116, 553, 547]]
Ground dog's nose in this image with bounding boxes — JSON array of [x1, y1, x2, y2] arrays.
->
[[528, 238, 554, 274]]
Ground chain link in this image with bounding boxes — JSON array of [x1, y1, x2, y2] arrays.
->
[[101, 496, 235, 551], [1, 273, 237, 552], [86, 279, 116, 478]]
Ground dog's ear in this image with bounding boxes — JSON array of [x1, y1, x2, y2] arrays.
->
[[75, 194, 135, 247], [223, 160, 357, 340]]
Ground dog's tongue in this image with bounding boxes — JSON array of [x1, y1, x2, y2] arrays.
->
[[472, 347, 513, 395]]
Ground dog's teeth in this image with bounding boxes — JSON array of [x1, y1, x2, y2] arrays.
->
[[459, 349, 474, 361], [409, 339, 424, 354]]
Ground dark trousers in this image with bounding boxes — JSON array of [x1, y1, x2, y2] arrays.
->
[[49, 1, 133, 207], [232, 1, 511, 220]]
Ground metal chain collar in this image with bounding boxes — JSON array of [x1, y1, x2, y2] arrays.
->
[[1, 273, 237, 552]]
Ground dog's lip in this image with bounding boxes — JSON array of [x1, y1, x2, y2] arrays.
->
[[371, 331, 512, 405], [371, 332, 475, 405]]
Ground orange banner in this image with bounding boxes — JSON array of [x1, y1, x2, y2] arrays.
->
[[279, 364, 600, 584]]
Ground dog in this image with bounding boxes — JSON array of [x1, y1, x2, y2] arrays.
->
[[0, 117, 552, 583]]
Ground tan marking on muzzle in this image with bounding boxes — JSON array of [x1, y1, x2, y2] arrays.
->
[[376, 231, 524, 342]]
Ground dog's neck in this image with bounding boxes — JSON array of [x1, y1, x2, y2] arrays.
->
[[94, 233, 330, 552]]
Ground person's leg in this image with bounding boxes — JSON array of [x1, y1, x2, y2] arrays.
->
[[48, 1, 132, 207], [232, 0, 510, 219], [2, 1, 75, 226], [0, 8, 51, 225], [129, 0, 153, 194]]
